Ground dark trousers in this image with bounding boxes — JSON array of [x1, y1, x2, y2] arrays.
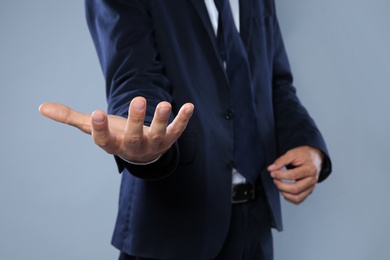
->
[[119, 196, 273, 260]]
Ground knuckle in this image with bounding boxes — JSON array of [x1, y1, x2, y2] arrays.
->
[[291, 198, 301, 205], [148, 133, 164, 143], [124, 136, 142, 146], [287, 194, 302, 205], [290, 172, 299, 180], [166, 124, 184, 138], [171, 127, 184, 137], [290, 186, 300, 195], [307, 164, 317, 174], [131, 117, 144, 124], [93, 136, 110, 148]]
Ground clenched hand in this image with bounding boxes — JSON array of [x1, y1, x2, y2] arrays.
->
[[268, 146, 324, 204]]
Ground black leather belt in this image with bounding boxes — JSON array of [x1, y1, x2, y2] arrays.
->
[[232, 182, 262, 203]]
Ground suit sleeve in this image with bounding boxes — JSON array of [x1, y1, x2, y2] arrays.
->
[[271, 16, 332, 182], [85, 0, 178, 179]]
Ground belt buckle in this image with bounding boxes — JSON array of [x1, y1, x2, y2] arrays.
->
[[231, 183, 255, 204]]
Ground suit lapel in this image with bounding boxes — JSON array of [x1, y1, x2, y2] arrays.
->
[[190, 0, 216, 47], [239, 0, 254, 52], [189, 0, 221, 63]]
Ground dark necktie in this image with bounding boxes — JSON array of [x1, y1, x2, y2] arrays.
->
[[214, 0, 264, 184]]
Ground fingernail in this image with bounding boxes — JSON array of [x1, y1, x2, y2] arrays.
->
[[133, 101, 145, 111], [270, 172, 275, 178], [92, 112, 104, 123], [185, 107, 194, 115], [267, 164, 275, 170], [159, 107, 170, 116]]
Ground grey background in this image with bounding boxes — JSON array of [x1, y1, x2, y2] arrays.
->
[[1, 0, 389, 259]]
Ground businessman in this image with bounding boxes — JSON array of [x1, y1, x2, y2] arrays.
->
[[40, 0, 331, 259]]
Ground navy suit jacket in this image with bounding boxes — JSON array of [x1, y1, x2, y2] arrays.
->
[[86, 0, 331, 259]]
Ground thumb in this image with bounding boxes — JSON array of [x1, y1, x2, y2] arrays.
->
[[39, 102, 92, 134], [267, 153, 293, 172], [39, 102, 72, 123]]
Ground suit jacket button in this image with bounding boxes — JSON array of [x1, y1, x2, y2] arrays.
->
[[225, 109, 234, 120]]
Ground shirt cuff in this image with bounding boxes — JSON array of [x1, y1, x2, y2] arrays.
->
[[118, 154, 162, 165]]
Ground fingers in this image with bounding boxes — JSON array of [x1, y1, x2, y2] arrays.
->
[[273, 175, 317, 204], [122, 96, 171, 161], [269, 164, 317, 181], [270, 166, 317, 204], [268, 146, 324, 204], [91, 110, 119, 154], [267, 147, 303, 172], [275, 179, 316, 204], [147, 101, 172, 149], [120, 98, 194, 163], [125, 100, 194, 162], [166, 103, 194, 140], [39, 102, 92, 134], [268, 146, 321, 180], [123, 97, 147, 150]]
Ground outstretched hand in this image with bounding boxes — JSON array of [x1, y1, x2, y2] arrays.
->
[[267, 146, 324, 204], [39, 97, 194, 163]]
